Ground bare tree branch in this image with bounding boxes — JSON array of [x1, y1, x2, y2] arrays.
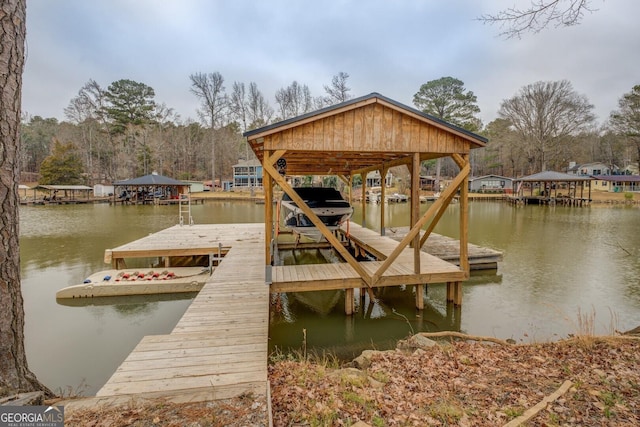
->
[[479, 0, 598, 39]]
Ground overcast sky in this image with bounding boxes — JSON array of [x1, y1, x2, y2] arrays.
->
[[23, 0, 640, 128]]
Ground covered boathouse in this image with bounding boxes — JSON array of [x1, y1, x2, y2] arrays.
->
[[511, 171, 593, 206], [244, 92, 487, 313]]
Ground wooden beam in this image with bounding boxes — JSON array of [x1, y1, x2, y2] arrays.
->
[[350, 152, 445, 177], [418, 160, 463, 248], [360, 172, 367, 229], [263, 152, 372, 286], [411, 153, 420, 274], [345, 288, 354, 315], [452, 153, 470, 276], [458, 154, 470, 275], [380, 166, 387, 236], [371, 162, 470, 285], [264, 150, 273, 265]]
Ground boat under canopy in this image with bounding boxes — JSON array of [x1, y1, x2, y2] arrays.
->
[[280, 187, 353, 241]]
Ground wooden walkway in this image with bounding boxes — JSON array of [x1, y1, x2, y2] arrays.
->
[[380, 226, 503, 269], [96, 225, 269, 404], [104, 223, 263, 267], [271, 223, 465, 293]]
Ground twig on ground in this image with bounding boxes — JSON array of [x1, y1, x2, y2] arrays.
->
[[417, 331, 512, 346], [502, 380, 573, 427]]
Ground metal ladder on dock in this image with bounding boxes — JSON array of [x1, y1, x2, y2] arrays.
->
[[179, 193, 194, 226]]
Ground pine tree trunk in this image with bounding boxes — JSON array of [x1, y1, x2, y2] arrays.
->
[[0, 0, 52, 397]]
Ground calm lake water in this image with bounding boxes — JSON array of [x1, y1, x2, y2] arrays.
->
[[19, 200, 640, 396]]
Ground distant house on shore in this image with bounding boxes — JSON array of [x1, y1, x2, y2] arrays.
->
[[469, 175, 514, 193], [591, 175, 640, 193], [567, 161, 616, 176], [232, 159, 263, 190], [365, 170, 393, 188]]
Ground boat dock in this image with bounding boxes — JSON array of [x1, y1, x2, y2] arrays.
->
[[505, 194, 591, 206], [65, 221, 501, 412], [92, 225, 269, 407]]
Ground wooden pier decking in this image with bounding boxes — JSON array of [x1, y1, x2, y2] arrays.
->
[[271, 223, 465, 293], [96, 225, 268, 404], [381, 226, 503, 269]]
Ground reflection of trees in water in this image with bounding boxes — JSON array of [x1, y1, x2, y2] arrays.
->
[[290, 290, 342, 316], [111, 302, 158, 316], [269, 284, 464, 362], [59, 293, 196, 322], [280, 249, 329, 265]]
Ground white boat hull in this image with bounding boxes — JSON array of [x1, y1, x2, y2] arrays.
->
[[280, 187, 354, 241]]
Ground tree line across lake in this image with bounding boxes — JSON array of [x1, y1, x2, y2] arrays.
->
[[22, 72, 640, 186]]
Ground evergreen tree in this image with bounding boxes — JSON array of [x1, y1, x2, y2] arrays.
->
[[104, 79, 156, 134], [413, 77, 482, 132], [39, 139, 85, 184]]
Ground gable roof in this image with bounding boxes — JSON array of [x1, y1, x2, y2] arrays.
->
[[244, 92, 487, 176], [592, 175, 640, 183], [35, 185, 93, 190], [470, 174, 514, 181], [113, 174, 187, 186], [516, 171, 593, 182]]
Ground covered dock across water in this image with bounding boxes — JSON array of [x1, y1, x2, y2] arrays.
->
[[33, 184, 94, 203], [112, 173, 190, 204], [509, 171, 593, 206]]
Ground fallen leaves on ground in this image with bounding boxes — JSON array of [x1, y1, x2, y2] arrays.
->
[[64, 392, 268, 427], [63, 336, 640, 426], [270, 336, 640, 426]]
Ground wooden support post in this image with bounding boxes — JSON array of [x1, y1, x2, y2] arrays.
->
[[345, 288, 354, 315], [446, 281, 454, 302], [411, 153, 420, 274], [264, 151, 273, 265], [453, 281, 463, 306], [415, 284, 424, 310], [457, 154, 470, 276], [360, 172, 367, 229], [380, 167, 387, 236], [371, 162, 470, 285]]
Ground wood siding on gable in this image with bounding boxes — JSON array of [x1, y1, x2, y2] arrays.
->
[[262, 102, 472, 154]]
